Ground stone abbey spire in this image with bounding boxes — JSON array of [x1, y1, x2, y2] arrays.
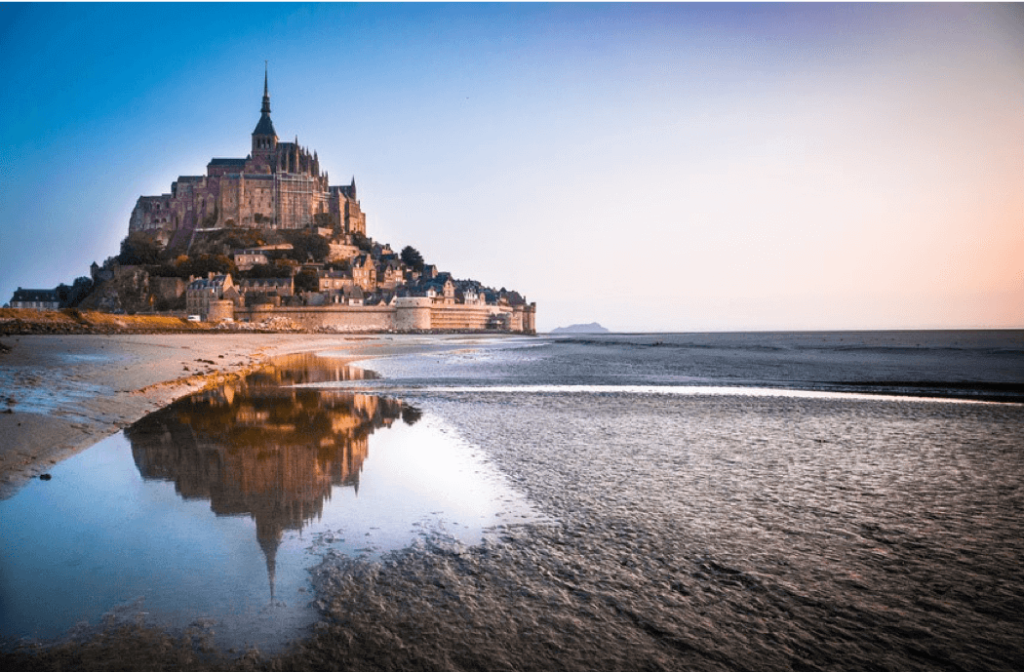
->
[[130, 65, 368, 238], [252, 63, 278, 154], [262, 62, 271, 115]]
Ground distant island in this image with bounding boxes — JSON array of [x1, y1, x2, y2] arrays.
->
[[549, 322, 609, 334], [6, 68, 535, 334]]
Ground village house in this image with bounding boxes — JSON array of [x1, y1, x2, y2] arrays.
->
[[342, 285, 365, 306], [376, 259, 405, 290], [439, 277, 456, 305], [351, 254, 377, 291], [232, 248, 270, 271], [238, 277, 294, 303], [9, 288, 62, 310], [186, 273, 235, 321], [364, 291, 397, 308], [457, 286, 482, 306], [318, 269, 353, 293], [371, 243, 395, 260]]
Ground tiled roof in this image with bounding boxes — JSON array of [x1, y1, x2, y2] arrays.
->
[[240, 278, 291, 288], [188, 275, 230, 290], [12, 288, 60, 302], [253, 114, 277, 137]]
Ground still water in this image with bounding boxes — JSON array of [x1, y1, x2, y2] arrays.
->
[[0, 354, 537, 652]]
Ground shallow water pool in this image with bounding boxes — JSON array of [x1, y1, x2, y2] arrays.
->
[[0, 354, 537, 653]]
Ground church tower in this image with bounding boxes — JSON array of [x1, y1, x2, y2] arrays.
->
[[252, 64, 278, 158]]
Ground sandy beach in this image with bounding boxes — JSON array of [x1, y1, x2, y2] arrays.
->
[[0, 332, 459, 499]]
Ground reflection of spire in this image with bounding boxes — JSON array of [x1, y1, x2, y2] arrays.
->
[[257, 517, 282, 602], [125, 356, 407, 604]]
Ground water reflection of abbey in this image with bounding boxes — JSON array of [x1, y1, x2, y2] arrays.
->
[[125, 355, 412, 600]]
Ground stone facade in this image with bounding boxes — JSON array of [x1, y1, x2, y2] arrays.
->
[[186, 274, 235, 320], [129, 70, 366, 245]]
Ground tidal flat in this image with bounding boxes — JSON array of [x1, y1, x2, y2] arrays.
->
[[1, 332, 1022, 671]]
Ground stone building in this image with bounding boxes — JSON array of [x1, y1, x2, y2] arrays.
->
[[129, 68, 366, 245], [9, 288, 61, 310], [186, 273, 235, 321]]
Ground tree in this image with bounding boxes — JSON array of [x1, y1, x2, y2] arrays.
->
[[224, 229, 264, 250], [285, 231, 331, 263], [68, 276, 94, 307], [179, 254, 236, 278], [400, 245, 425, 272], [55, 283, 72, 307], [246, 263, 281, 279], [295, 268, 319, 293], [352, 232, 373, 253], [118, 232, 162, 266]]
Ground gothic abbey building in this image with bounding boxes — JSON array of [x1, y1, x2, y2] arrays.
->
[[129, 72, 366, 244]]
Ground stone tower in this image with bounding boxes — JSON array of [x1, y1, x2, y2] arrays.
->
[[252, 65, 278, 159]]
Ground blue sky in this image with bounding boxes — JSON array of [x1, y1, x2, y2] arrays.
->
[[2, 3, 1021, 331]]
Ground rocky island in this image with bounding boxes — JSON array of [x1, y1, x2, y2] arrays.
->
[[7, 69, 535, 335], [550, 322, 609, 334]]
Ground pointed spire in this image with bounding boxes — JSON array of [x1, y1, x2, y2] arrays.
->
[[253, 62, 277, 143], [261, 61, 271, 116]]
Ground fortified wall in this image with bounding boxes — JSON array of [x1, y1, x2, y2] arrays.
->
[[235, 301, 536, 334]]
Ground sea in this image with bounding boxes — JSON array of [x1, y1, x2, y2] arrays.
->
[[2, 330, 1022, 670]]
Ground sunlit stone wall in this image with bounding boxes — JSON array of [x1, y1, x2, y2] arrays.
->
[[207, 299, 235, 323], [234, 302, 536, 333], [236, 306, 394, 331], [395, 297, 432, 330]]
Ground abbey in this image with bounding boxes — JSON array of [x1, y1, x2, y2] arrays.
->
[[129, 70, 366, 244]]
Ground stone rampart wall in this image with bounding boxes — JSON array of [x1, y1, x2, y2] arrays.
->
[[237, 305, 394, 331], [231, 302, 535, 333], [207, 300, 235, 323], [430, 305, 502, 331]]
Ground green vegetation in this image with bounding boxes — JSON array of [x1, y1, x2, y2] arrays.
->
[[117, 232, 163, 266], [55, 276, 94, 308], [283, 230, 331, 263], [352, 231, 373, 252], [294, 268, 320, 293], [400, 245, 424, 272]]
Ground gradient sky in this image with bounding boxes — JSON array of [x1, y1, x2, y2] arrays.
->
[[1, 3, 1021, 332]]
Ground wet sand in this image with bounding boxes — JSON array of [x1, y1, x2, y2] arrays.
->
[[3, 332, 1020, 672], [0, 333, 488, 499]]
